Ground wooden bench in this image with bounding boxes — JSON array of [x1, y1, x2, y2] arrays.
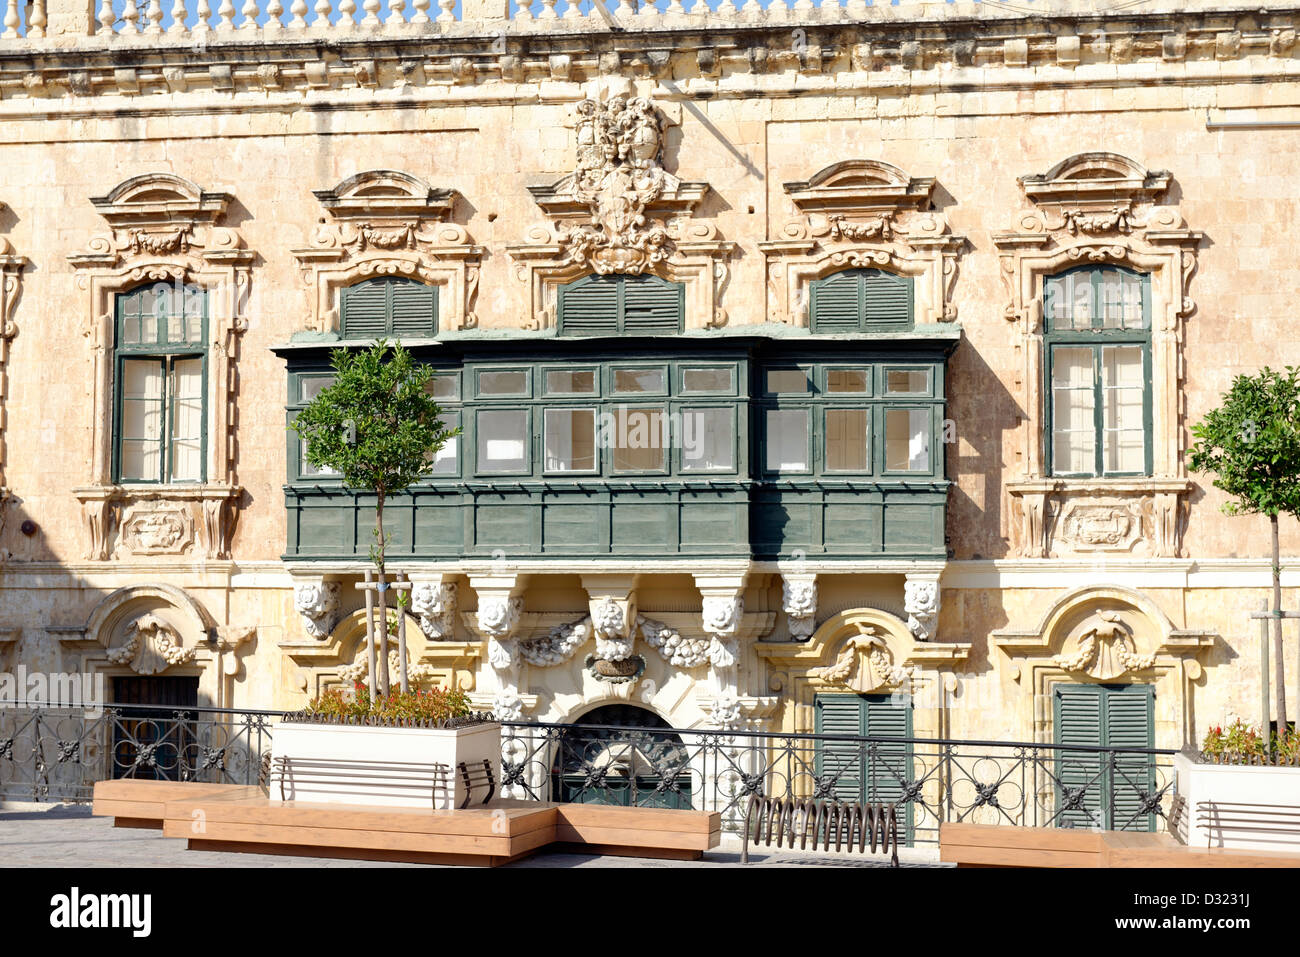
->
[[91, 780, 263, 830], [940, 822, 1300, 868], [91, 779, 720, 866]]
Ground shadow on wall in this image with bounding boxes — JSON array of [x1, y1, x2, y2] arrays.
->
[[944, 335, 1017, 560]]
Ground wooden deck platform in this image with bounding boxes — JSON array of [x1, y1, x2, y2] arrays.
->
[[940, 822, 1300, 868], [92, 780, 720, 866]]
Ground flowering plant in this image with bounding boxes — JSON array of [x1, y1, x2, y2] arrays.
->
[[1202, 718, 1300, 765], [302, 681, 473, 725]]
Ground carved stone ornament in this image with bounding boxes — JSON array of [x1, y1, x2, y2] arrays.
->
[[509, 94, 735, 331], [995, 153, 1202, 560], [477, 595, 523, 642], [1053, 611, 1156, 680], [340, 648, 438, 686], [68, 174, 250, 563], [759, 159, 965, 326], [291, 170, 483, 334], [106, 614, 197, 675], [904, 578, 940, 643], [294, 581, 340, 640], [639, 615, 711, 669], [808, 626, 912, 693], [519, 616, 592, 667], [411, 581, 457, 640], [585, 653, 646, 685], [782, 576, 818, 640]]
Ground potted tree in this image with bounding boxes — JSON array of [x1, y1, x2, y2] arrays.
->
[[275, 340, 498, 810], [1178, 366, 1300, 848]]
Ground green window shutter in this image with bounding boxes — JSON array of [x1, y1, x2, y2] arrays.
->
[[863, 270, 911, 326], [1105, 685, 1156, 831], [810, 269, 913, 332], [862, 695, 912, 807], [810, 271, 863, 333], [341, 278, 437, 339], [389, 279, 437, 338], [558, 275, 620, 336], [558, 274, 684, 336], [1054, 684, 1105, 829], [621, 274, 684, 334], [814, 694, 866, 802], [341, 280, 390, 339]]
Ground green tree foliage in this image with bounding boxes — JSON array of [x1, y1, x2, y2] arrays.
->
[[291, 340, 459, 693], [1188, 365, 1300, 740]]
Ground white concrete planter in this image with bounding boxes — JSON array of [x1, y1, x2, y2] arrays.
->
[[1173, 751, 1300, 851], [270, 720, 502, 810]]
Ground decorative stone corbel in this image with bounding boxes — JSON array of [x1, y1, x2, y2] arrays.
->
[[580, 574, 637, 662], [410, 576, 458, 641], [696, 573, 747, 731], [293, 580, 340, 640], [781, 574, 818, 640], [904, 574, 941, 643], [469, 575, 527, 721]]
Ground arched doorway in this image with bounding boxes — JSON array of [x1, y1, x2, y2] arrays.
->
[[551, 704, 694, 809]]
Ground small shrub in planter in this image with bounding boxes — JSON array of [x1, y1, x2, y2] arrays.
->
[[1200, 718, 1300, 767], [283, 681, 491, 729]]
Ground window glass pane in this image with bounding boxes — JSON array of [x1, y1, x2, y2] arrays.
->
[[825, 408, 870, 471], [682, 368, 734, 393], [1045, 274, 1070, 329], [544, 408, 598, 473], [429, 372, 459, 401], [430, 411, 460, 476], [1051, 346, 1097, 474], [476, 409, 529, 472], [681, 408, 735, 472], [612, 408, 665, 471], [545, 369, 596, 395], [477, 370, 528, 396], [885, 409, 930, 472], [300, 376, 334, 404], [613, 368, 666, 394], [184, 286, 205, 344], [120, 359, 164, 481], [885, 369, 931, 395], [765, 409, 809, 472], [169, 358, 203, 482], [301, 437, 339, 478], [827, 369, 870, 394], [1102, 345, 1145, 473], [766, 369, 810, 394]]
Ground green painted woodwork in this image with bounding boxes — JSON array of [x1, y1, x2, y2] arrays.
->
[[1053, 683, 1156, 831], [1043, 266, 1153, 477], [113, 283, 209, 484], [281, 338, 952, 561], [809, 269, 914, 333], [814, 693, 915, 843], [340, 277, 437, 339], [557, 274, 685, 336]]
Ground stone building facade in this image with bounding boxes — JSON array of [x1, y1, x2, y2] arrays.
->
[[0, 0, 1297, 756]]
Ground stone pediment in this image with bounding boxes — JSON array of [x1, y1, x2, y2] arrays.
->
[[89, 173, 233, 231], [783, 159, 936, 218], [311, 169, 457, 223], [527, 172, 708, 222], [1019, 152, 1171, 208]]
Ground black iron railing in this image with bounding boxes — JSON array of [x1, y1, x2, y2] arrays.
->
[[0, 702, 1177, 846]]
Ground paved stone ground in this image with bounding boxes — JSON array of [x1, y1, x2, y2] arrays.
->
[[0, 803, 946, 868]]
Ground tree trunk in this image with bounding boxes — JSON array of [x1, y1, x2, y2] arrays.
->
[[1273, 513, 1288, 748], [376, 491, 390, 697]]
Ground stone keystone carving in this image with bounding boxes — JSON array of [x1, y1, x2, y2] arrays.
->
[[591, 597, 634, 661], [559, 96, 670, 275], [809, 626, 911, 692], [411, 581, 457, 640], [106, 615, 196, 675], [702, 595, 743, 668], [294, 582, 340, 640]]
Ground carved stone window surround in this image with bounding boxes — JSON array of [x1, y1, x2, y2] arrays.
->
[[67, 174, 252, 563], [994, 153, 1202, 560], [991, 585, 1215, 748], [759, 159, 964, 327], [291, 170, 483, 336]]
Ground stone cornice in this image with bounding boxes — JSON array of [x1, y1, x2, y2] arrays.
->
[[0, 6, 1297, 105]]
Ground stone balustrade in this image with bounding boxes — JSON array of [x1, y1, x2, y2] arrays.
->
[[0, 0, 1248, 45]]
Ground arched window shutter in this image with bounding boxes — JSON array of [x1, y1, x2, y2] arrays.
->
[[341, 278, 437, 339], [621, 274, 684, 334], [558, 276, 620, 336], [810, 268, 913, 333]]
